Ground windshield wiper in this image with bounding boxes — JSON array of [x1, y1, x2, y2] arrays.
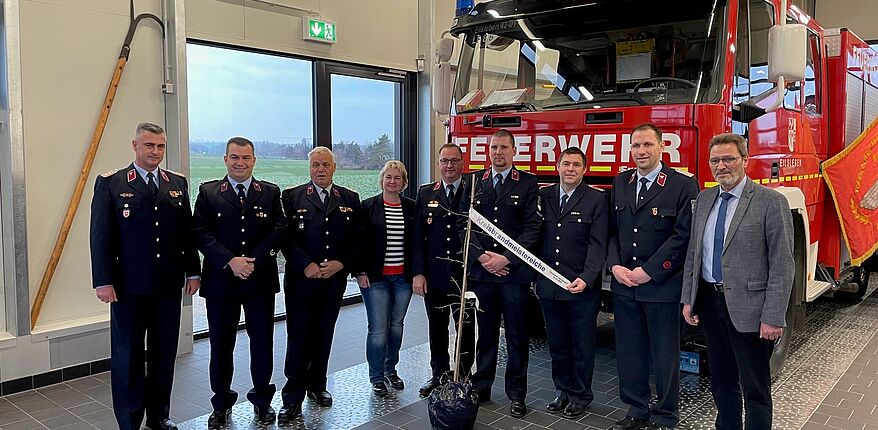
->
[[458, 102, 536, 114], [544, 94, 646, 109]]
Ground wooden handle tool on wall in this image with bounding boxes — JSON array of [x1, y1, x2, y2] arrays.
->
[[30, 5, 164, 329]]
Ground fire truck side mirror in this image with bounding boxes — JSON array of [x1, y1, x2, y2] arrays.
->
[[433, 61, 453, 115], [768, 24, 807, 83]]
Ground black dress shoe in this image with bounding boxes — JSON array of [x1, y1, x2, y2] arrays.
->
[[372, 382, 389, 397], [644, 423, 673, 430], [476, 389, 492, 403], [612, 416, 651, 430], [253, 405, 276, 424], [276, 404, 302, 424], [207, 409, 231, 429], [385, 374, 405, 390], [145, 418, 178, 430], [419, 376, 441, 397], [562, 402, 586, 418], [307, 390, 333, 406], [509, 400, 527, 418], [546, 396, 569, 413]]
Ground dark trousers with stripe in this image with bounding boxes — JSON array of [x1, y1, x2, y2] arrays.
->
[[469, 281, 530, 401], [206, 294, 276, 411], [424, 287, 475, 377], [281, 277, 345, 406], [540, 295, 601, 405], [613, 293, 681, 427], [110, 293, 181, 430]]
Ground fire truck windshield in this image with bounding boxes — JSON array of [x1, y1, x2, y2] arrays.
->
[[451, 0, 728, 113]]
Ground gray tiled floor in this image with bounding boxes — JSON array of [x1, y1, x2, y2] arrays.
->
[[4, 279, 878, 429]]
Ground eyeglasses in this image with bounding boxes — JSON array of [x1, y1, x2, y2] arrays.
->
[[708, 156, 741, 166], [438, 158, 462, 165]]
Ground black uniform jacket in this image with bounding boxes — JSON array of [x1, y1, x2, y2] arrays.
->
[[411, 178, 469, 292], [192, 176, 287, 299], [607, 163, 699, 302], [459, 168, 541, 284], [281, 182, 361, 281], [535, 183, 609, 301], [90, 163, 200, 295], [358, 194, 416, 282]]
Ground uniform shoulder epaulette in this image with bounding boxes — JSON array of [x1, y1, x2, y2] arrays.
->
[[163, 168, 187, 178], [588, 184, 606, 192], [100, 168, 122, 178], [420, 182, 437, 189], [200, 178, 222, 186], [674, 169, 694, 177], [284, 183, 307, 191], [258, 179, 278, 187]]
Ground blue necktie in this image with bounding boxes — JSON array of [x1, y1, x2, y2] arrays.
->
[[712, 192, 734, 283], [493, 173, 503, 188], [560, 194, 569, 212]]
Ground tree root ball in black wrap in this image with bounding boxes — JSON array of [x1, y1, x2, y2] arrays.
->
[[427, 377, 479, 430]]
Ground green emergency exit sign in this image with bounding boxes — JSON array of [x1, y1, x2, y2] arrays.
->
[[304, 18, 337, 44]]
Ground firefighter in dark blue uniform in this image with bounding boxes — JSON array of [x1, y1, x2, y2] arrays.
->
[[192, 137, 287, 428], [89, 123, 200, 430], [460, 129, 541, 419], [412, 143, 475, 397], [608, 124, 699, 430], [277, 147, 362, 423], [536, 147, 608, 419]]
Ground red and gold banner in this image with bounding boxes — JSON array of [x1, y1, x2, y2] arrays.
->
[[823, 116, 878, 266]]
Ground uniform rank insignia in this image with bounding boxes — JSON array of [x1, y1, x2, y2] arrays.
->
[[333, 188, 341, 198], [221, 182, 229, 192], [127, 169, 137, 182], [160, 170, 170, 182], [297, 208, 308, 213], [510, 169, 519, 181], [427, 200, 440, 208], [433, 182, 441, 191], [122, 209, 130, 218], [427, 217, 433, 225], [652, 207, 658, 216], [340, 206, 352, 213], [119, 192, 134, 198], [253, 182, 262, 192], [169, 190, 182, 198], [656, 172, 667, 187]]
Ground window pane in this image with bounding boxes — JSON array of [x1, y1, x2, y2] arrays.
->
[[187, 43, 314, 332], [330, 74, 401, 298], [330, 74, 400, 199]]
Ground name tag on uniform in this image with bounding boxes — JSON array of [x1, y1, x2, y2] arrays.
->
[[571, 211, 581, 216], [427, 200, 440, 208], [169, 190, 182, 198]]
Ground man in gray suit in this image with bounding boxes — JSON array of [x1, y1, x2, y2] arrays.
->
[[681, 133, 794, 430]]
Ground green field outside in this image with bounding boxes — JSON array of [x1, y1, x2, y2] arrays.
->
[[188, 155, 382, 203]]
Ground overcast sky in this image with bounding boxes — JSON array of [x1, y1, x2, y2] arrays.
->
[[186, 43, 396, 145]]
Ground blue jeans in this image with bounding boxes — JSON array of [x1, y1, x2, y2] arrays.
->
[[360, 275, 413, 384]]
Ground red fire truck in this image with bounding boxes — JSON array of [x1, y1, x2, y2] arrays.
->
[[436, 0, 878, 373]]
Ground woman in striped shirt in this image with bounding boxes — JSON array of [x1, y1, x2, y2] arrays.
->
[[356, 160, 417, 397]]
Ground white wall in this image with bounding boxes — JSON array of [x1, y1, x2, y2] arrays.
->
[[186, 0, 419, 71], [816, 0, 878, 42]]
